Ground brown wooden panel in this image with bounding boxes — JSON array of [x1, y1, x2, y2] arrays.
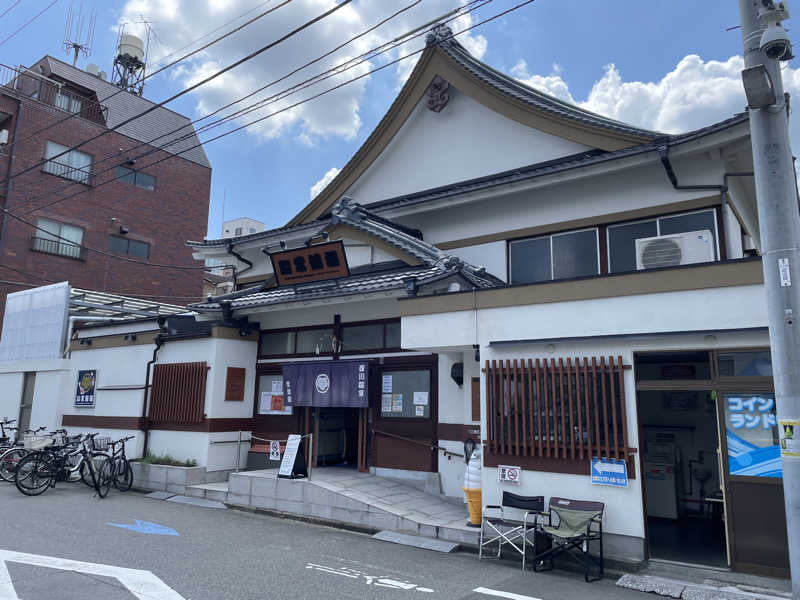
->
[[149, 362, 207, 423], [224, 367, 246, 402], [471, 377, 481, 423], [62, 415, 144, 429], [437, 423, 481, 441], [148, 418, 254, 432]]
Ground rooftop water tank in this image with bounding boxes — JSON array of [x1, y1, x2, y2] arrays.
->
[[85, 63, 100, 76], [117, 34, 145, 61]]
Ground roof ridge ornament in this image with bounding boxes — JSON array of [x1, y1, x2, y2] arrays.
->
[[426, 23, 453, 46]]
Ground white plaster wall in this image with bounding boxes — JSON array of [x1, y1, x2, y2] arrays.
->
[[439, 439, 467, 500], [254, 297, 400, 330], [206, 338, 257, 419], [207, 431, 250, 472], [0, 372, 24, 423], [348, 89, 592, 204], [447, 241, 507, 282], [147, 430, 210, 466], [29, 370, 71, 431]]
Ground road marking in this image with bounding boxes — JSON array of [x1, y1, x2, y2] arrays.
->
[[108, 520, 179, 536], [473, 587, 542, 600], [306, 562, 434, 593], [0, 549, 185, 600]]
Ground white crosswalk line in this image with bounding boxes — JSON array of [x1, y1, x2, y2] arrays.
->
[[473, 587, 543, 600]]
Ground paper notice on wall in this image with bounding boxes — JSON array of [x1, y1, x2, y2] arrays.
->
[[413, 391, 428, 406], [260, 391, 291, 415], [259, 392, 271, 413], [381, 394, 393, 412], [392, 394, 403, 412], [780, 418, 800, 458], [415, 405, 425, 417], [382, 375, 393, 393], [272, 379, 283, 393]]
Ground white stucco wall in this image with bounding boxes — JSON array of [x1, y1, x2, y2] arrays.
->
[[147, 430, 210, 466], [347, 88, 592, 204], [0, 372, 24, 424], [0, 359, 71, 431], [447, 241, 507, 282]]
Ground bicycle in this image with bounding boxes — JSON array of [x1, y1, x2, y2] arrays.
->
[[0, 418, 15, 447], [0, 426, 49, 482], [105, 436, 134, 491], [14, 433, 113, 498]]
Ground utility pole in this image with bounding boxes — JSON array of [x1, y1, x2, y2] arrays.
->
[[738, 1, 800, 597]]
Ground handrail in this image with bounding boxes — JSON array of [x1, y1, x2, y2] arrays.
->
[[371, 428, 464, 459]]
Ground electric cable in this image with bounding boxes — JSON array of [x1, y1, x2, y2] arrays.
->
[[1, 0, 534, 270], [0, 0, 346, 186], [0, 0, 23, 19], [0, 0, 59, 48]]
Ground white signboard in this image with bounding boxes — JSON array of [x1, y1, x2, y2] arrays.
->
[[0, 281, 70, 361], [413, 392, 428, 406], [269, 440, 281, 461], [278, 434, 302, 477], [382, 375, 393, 393], [498, 465, 521, 485]]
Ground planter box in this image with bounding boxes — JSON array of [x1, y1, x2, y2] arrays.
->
[[130, 462, 207, 494]]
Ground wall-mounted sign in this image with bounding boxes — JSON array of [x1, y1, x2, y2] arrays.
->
[[590, 457, 628, 487], [75, 370, 97, 407], [498, 465, 520, 485], [270, 240, 349, 286], [269, 440, 281, 461]]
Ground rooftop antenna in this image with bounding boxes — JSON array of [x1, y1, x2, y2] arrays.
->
[[62, 0, 96, 67], [111, 23, 146, 95]]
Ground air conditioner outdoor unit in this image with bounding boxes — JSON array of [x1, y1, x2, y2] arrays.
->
[[635, 230, 715, 270]]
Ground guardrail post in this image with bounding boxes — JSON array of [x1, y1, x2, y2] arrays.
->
[[235, 430, 241, 473], [307, 434, 313, 481]]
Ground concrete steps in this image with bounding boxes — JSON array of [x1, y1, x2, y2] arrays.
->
[[185, 481, 229, 503]]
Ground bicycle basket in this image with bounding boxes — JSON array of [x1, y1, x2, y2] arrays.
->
[[91, 437, 112, 452], [23, 435, 54, 450]]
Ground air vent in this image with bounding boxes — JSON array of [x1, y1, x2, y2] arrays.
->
[[639, 238, 683, 269]]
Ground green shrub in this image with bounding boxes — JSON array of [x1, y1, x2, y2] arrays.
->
[[132, 452, 198, 467]]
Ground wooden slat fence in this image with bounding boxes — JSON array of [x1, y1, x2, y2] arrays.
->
[[485, 356, 631, 460], [149, 362, 208, 423]]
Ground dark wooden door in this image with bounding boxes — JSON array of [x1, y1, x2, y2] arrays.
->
[[370, 356, 438, 472]]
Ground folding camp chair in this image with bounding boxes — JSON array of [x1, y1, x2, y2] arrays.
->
[[479, 492, 545, 570], [532, 497, 604, 582]]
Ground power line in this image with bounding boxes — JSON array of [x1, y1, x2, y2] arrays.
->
[[0, 0, 23, 19], [19, 0, 436, 211], [2, 0, 534, 270], [0, 0, 59, 48], [2, 0, 295, 154]]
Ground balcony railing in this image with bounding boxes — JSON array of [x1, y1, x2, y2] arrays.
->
[[0, 63, 108, 125], [42, 159, 92, 185], [30, 236, 87, 261]]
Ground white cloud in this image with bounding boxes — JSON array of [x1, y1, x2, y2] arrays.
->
[[310, 166, 340, 199], [117, 1, 488, 145]]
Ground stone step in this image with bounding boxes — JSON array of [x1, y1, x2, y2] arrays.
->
[[185, 482, 229, 503]]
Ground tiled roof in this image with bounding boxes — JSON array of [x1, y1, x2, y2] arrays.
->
[[430, 25, 660, 140], [37, 56, 210, 169]]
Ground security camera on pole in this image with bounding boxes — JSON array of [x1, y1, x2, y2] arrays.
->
[[738, 1, 799, 596]]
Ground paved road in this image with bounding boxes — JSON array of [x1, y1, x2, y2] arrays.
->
[[0, 480, 647, 599]]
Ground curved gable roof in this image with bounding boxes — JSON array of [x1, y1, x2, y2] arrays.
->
[[289, 24, 661, 226]]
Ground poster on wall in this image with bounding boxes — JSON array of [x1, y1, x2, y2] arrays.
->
[[391, 394, 403, 412], [725, 394, 782, 477], [259, 391, 292, 415], [779, 418, 800, 459], [75, 370, 96, 407]]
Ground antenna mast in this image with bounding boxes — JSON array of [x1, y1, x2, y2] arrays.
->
[[63, 0, 96, 67]]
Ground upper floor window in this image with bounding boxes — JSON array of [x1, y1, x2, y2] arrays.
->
[[509, 228, 599, 285], [55, 91, 82, 114], [108, 235, 149, 258], [32, 217, 84, 259], [116, 166, 156, 191], [42, 141, 91, 185], [235, 227, 243, 236], [607, 209, 718, 273]]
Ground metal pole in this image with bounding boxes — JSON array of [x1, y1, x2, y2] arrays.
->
[[307, 434, 313, 481], [739, 2, 800, 596], [235, 430, 241, 473]]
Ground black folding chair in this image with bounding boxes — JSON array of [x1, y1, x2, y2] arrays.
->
[[532, 497, 604, 582], [479, 492, 545, 570]]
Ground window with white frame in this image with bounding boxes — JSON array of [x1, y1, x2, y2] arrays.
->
[[607, 209, 718, 273], [42, 141, 92, 184], [33, 217, 84, 259], [55, 91, 82, 114], [509, 228, 600, 284]]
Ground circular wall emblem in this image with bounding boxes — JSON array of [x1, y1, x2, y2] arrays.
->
[[315, 373, 330, 394]]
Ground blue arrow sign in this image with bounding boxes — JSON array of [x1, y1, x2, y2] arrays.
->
[[107, 520, 179, 536], [590, 457, 628, 487]]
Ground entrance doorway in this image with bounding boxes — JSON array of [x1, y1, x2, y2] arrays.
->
[[315, 408, 359, 467]]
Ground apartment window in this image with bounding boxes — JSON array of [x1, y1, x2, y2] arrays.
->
[[108, 235, 149, 258], [55, 91, 82, 114], [235, 227, 243, 236], [607, 209, 718, 273], [509, 228, 599, 284], [32, 218, 83, 259], [115, 166, 156, 191], [43, 141, 91, 184]]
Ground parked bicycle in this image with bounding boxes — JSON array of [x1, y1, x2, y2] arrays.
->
[[14, 432, 113, 498], [103, 435, 134, 491], [0, 426, 49, 482]]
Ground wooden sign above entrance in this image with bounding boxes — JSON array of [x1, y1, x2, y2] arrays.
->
[[270, 240, 349, 286]]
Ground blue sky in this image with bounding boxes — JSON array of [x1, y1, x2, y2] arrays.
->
[[0, 1, 784, 238]]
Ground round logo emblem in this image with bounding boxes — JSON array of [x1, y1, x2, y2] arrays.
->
[[315, 373, 330, 394]]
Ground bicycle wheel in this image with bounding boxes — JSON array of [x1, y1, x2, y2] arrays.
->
[[79, 453, 106, 487], [114, 458, 133, 492], [0, 447, 26, 482], [15, 452, 55, 496], [94, 456, 113, 498]]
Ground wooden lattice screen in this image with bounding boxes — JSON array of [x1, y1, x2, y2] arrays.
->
[[485, 357, 632, 461], [149, 362, 208, 423]]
